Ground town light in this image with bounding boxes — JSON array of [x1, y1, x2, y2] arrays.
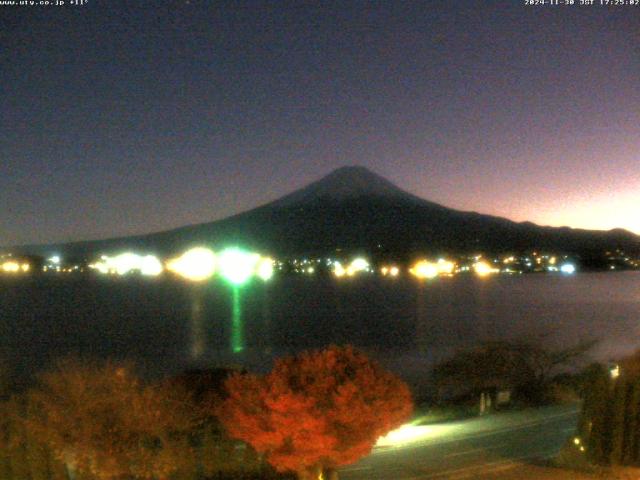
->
[[473, 261, 499, 277], [349, 257, 370, 273], [560, 263, 576, 274], [140, 255, 164, 276], [610, 364, 620, 379], [436, 259, 455, 275], [218, 248, 260, 286], [410, 260, 438, 279], [113, 252, 140, 275], [167, 247, 216, 282], [256, 257, 275, 281], [2, 261, 21, 273]]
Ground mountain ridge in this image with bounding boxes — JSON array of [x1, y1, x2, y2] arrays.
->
[[5, 166, 640, 261]]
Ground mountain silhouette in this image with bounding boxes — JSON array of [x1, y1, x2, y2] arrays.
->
[[266, 165, 424, 207], [10, 166, 640, 263]]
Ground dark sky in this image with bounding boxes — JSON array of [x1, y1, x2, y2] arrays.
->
[[1, 0, 638, 246]]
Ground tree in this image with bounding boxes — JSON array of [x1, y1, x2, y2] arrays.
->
[[580, 350, 640, 466], [432, 338, 596, 405], [579, 363, 610, 463], [0, 394, 69, 480], [25, 358, 202, 480], [218, 345, 413, 480]]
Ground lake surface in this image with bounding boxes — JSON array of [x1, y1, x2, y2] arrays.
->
[[1, 272, 639, 394]]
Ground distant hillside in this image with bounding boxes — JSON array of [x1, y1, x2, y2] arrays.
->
[[9, 166, 640, 262]]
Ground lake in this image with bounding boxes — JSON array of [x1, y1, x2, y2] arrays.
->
[[1, 272, 639, 395]]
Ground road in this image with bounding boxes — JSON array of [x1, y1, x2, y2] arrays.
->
[[339, 404, 580, 480]]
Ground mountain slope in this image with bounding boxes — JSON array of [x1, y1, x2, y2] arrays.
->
[[9, 166, 640, 260]]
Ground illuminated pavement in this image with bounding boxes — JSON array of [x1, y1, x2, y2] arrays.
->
[[340, 404, 579, 480]]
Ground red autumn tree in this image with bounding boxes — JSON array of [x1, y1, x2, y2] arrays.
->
[[25, 359, 202, 480], [218, 345, 413, 480]]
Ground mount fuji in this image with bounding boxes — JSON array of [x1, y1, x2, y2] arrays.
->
[[11, 166, 640, 262]]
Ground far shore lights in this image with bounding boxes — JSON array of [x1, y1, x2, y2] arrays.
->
[[90, 252, 164, 277], [410, 260, 438, 279], [436, 259, 455, 275], [347, 257, 370, 275], [1, 261, 21, 273], [381, 265, 400, 277], [257, 256, 275, 281], [218, 248, 260, 286], [167, 247, 216, 281], [473, 261, 500, 277], [140, 255, 164, 276]]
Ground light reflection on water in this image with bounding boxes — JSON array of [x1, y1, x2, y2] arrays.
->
[[189, 287, 206, 360], [0, 272, 639, 390]]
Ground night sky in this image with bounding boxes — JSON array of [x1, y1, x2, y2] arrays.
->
[[1, 0, 638, 246]]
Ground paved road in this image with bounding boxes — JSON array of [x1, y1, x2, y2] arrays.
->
[[340, 404, 580, 480]]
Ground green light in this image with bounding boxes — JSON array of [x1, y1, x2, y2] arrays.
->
[[231, 286, 244, 353], [218, 248, 259, 286]]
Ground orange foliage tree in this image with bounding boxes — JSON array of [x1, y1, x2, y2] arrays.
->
[[25, 359, 202, 480], [218, 345, 413, 480]]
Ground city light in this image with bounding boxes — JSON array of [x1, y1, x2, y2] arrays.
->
[[345, 257, 370, 276], [410, 260, 438, 279], [218, 248, 260, 286], [436, 259, 455, 275], [167, 247, 216, 281], [610, 364, 620, 379], [381, 265, 400, 277], [90, 252, 164, 277], [89, 259, 110, 274], [332, 257, 371, 277], [256, 257, 275, 281], [140, 255, 164, 276], [560, 263, 576, 274], [473, 261, 499, 277], [2, 261, 21, 273], [113, 252, 141, 275]]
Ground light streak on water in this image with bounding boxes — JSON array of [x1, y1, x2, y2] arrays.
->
[[189, 289, 206, 360], [231, 286, 244, 353]]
